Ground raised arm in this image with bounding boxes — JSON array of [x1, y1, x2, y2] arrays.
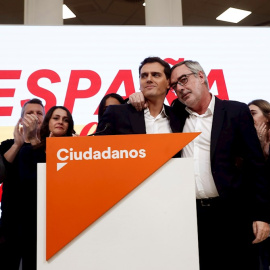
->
[[129, 92, 148, 111], [21, 113, 41, 146], [4, 119, 24, 163]]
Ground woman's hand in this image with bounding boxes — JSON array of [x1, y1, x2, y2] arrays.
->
[[255, 122, 267, 143], [255, 122, 270, 158]]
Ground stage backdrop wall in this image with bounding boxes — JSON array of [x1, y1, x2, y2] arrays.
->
[[0, 25, 270, 141]]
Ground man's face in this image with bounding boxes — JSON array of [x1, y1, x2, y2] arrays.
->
[[23, 103, 45, 130], [170, 65, 205, 109], [139, 62, 170, 101]]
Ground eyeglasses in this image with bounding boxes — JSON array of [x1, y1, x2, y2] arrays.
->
[[170, 73, 195, 92]]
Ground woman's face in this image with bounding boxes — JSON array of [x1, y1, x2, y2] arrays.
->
[[249, 104, 268, 126], [49, 108, 69, 137]]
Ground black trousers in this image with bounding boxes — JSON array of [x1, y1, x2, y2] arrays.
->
[[0, 235, 22, 270], [0, 221, 36, 270], [196, 198, 260, 270]]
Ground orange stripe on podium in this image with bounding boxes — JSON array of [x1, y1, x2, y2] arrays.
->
[[46, 133, 199, 260]]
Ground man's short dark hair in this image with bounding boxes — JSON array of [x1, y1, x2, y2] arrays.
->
[[139, 57, 171, 79], [21, 98, 45, 117]]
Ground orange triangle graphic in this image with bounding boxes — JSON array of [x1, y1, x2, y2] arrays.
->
[[46, 133, 199, 260]]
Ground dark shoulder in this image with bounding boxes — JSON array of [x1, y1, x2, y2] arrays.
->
[[164, 104, 174, 114], [96, 103, 137, 135], [218, 98, 247, 108], [105, 103, 139, 116], [171, 98, 186, 111], [107, 103, 136, 112], [170, 98, 188, 119], [20, 143, 46, 163], [216, 98, 250, 114]]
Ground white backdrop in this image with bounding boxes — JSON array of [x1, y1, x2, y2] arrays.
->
[[0, 26, 270, 138]]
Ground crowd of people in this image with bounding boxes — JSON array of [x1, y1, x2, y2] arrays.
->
[[0, 57, 270, 270]]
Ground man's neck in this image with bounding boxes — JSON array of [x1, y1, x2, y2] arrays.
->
[[147, 99, 164, 117], [191, 93, 212, 115]]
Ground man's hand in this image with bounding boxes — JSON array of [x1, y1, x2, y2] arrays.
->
[[4, 119, 25, 163], [129, 92, 148, 111], [22, 114, 40, 145], [14, 119, 24, 147], [252, 221, 270, 244]]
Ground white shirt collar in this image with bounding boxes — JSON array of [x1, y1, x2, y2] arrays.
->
[[144, 105, 168, 119]]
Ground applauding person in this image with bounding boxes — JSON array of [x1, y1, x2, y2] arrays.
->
[[0, 98, 45, 270], [18, 105, 75, 270]]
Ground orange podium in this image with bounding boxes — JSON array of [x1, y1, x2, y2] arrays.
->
[[36, 133, 200, 270]]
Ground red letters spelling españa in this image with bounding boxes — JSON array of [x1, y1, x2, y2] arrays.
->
[[0, 59, 229, 135]]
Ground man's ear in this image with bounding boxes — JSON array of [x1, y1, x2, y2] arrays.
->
[[198, 71, 205, 83], [166, 78, 170, 88], [166, 79, 170, 94]]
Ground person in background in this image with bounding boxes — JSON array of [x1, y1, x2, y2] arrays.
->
[[0, 98, 45, 270], [129, 60, 270, 270], [38, 105, 75, 146], [97, 93, 124, 122], [248, 99, 270, 159], [18, 105, 75, 270], [248, 99, 270, 270]]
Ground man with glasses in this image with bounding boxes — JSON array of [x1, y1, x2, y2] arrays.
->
[[129, 60, 270, 270], [95, 56, 181, 136]]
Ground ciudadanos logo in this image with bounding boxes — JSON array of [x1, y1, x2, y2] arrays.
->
[[46, 133, 199, 260], [56, 146, 147, 171]]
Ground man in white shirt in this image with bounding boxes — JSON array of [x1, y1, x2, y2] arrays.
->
[[95, 57, 181, 137], [129, 60, 270, 270]]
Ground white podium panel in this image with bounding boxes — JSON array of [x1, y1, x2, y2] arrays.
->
[[37, 158, 199, 270]]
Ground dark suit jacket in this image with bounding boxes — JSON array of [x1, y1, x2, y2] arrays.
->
[[96, 103, 182, 135], [95, 104, 182, 158], [172, 96, 270, 222]]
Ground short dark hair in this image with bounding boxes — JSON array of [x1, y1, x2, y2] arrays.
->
[[39, 106, 74, 148], [21, 98, 44, 117], [98, 93, 125, 121], [139, 57, 171, 80]]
